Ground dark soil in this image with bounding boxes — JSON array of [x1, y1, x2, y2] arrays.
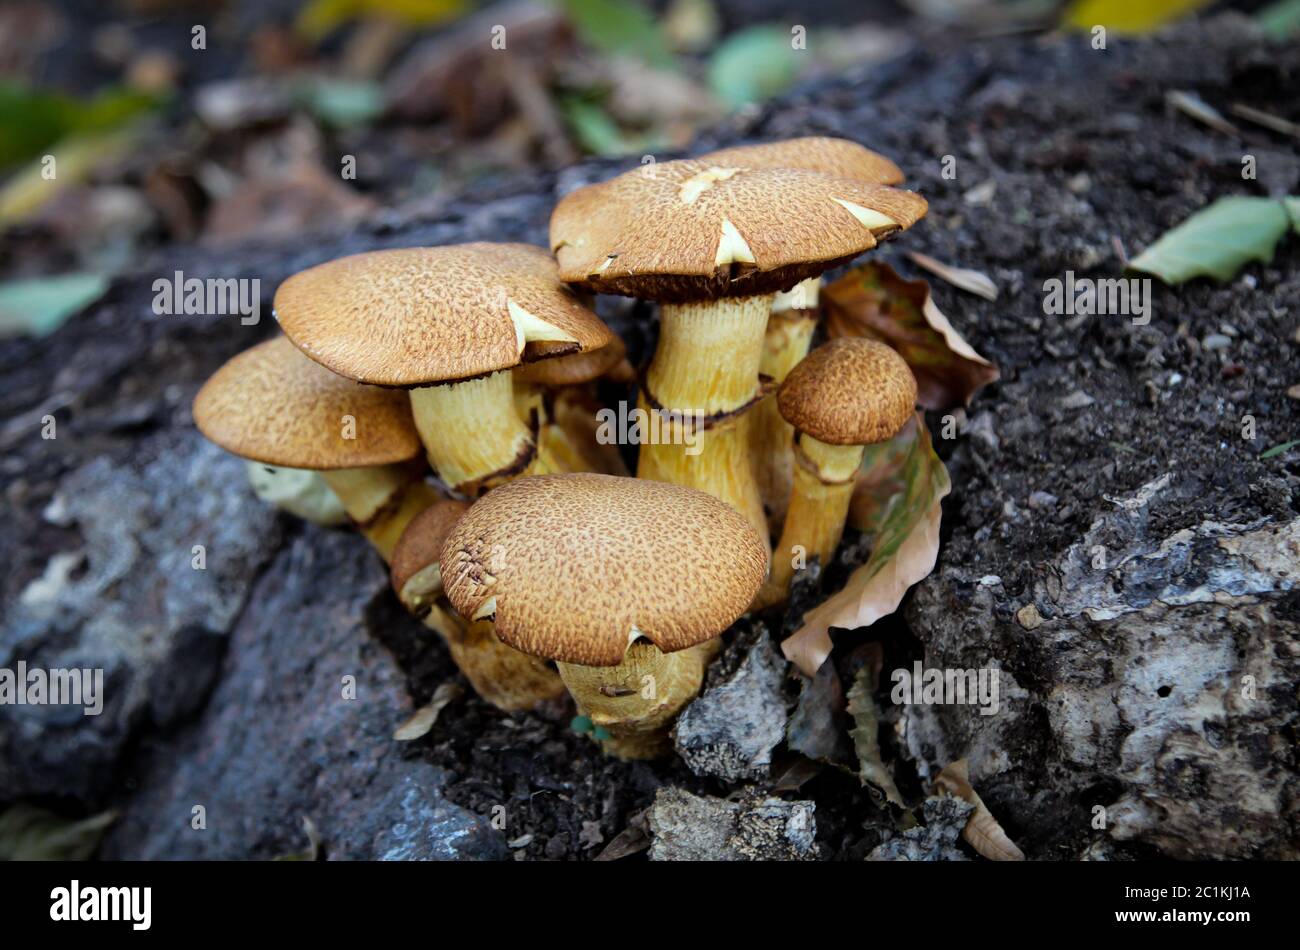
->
[[4, 15, 1298, 859]]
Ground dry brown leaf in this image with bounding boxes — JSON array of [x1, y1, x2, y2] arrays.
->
[[782, 416, 950, 677], [905, 250, 999, 300], [846, 662, 906, 809], [393, 682, 463, 741], [934, 759, 1025, 861], [824, 261, 999, 410]]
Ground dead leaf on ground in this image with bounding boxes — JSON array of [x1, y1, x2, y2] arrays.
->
[[594, 808, 651, 861], [845, 662, 906, 810], [393, 682, 463, 741], [0, 804, 118, 860], [272, 815, 323, 861], [905, 250, 999, 301], [934, 759, 1025, 861], [782, 415, 950, 677], [785, 655, 854, 766], [824, 261, 999, 410], [202, 161, 375, 247]]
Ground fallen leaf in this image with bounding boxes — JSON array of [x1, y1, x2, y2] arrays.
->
[[0, 127, 141, 226], [0, 80, 159, 168], [1165, 90, 1239, 137], [0, 804, 117, 860], [1061, 0, 1212, 34], [1260, 438, 1299, 460], [558, 0, 675, 69], [905, 251, 999, 300], [594, 809, 651, 861], [824, 261, 999, 410], [707, 25, 799, 109], [785, 655, 854, 766], [1229, 103, 1300, 140], [559, 96, 630, 157], [845, 663, 906, 809], [0, 273, 109, 338], [292, 76, 385, 129], [272, 816, 323, 861], [1128, 196, 1292, 284], [295, 0, 468, 42], [933, 759, 1025, 861], [782, 415, 950, 677], [1257, 0, 1300, 37], [393, 682, 463, 740]]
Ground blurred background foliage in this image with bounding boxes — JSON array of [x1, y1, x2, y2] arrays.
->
[[0, 0, 1294, 338]]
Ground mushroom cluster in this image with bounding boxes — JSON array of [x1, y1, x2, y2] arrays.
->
[[193, 136, 926, 759]]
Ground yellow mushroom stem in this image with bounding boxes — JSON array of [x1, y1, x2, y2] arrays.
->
[[320, 461, 442, 562], [409, 370, 564, 496], [646, 295, 770, 414], [638, 294, 772, 548], [513, 381, 628, 476], [397, 562, 566, 712], [557, 639, 713, 760], [762, 434, 866, 604], [753, 278, 821, 531]]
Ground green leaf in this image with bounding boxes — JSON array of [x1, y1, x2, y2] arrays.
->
[[1257, 0, 1300, 37], [557, 0, 675, 69], [0, 81, 159, 168], [0, 273, 109, 338], [293, 78, 385, 129], [1260, 439, 1299, 460], [1128, 196, 1291, 285], [1285, 196, 1300, 233], [0, 804, 117, 860], [559, 97, 631, 156], [707, 25, 798, 108]]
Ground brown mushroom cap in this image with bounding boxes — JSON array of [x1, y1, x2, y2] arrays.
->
[[697, 137, 904, 185], [274, 243, 614, 387], [513, 336, 626, 387], [550, 159, 927, 302], [778, 338, 917, 445], [193, 336, 422, 469], [390, 497, 469, 596], [439, 473, 768, 666]]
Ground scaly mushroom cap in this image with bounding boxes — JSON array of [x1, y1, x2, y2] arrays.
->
[[390, 498, 469, 597], [513, 335, 626, 387], [440, 473, 768, 666], [778, 338, 917, 445], [550, 159, 927, 302], [193, 336, 422, 469], [697, 137, 904, 185], [274, 243, 615, 387]]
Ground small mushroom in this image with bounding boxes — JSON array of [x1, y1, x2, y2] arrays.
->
[[763, 338, 917, 602], [512, 336, 631, 476], [274, 243, 614, 497], [390, 499, 566, 712], [691, 138, 911, 529], [550, 158, 926, 551], [245, 462, 348, 527], [439, 473, 768, 759], [193, 336, 440, 560]]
